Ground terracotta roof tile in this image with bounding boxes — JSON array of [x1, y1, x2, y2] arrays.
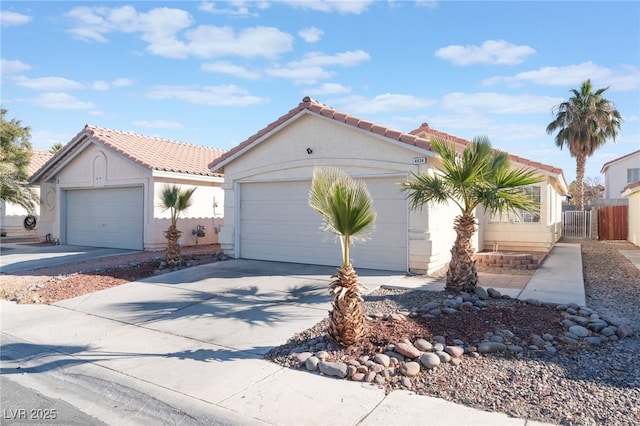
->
[[208, 97, 565, 184], [28, 150, 54, 176]]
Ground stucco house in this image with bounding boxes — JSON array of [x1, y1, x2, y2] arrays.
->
[[1, 150, 53, 238], [30, 125, 225, 250], [209, 97, 568, 274], [600, 149, 640, 199]]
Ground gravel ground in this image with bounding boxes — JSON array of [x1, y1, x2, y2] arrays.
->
[[266, 239, 640, 426]]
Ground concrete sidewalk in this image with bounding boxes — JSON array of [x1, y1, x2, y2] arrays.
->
[[0, 248, 584, 425]]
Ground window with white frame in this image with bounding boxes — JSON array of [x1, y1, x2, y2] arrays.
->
[[627, 168, 640, 184], [490, 185, 541, 223]]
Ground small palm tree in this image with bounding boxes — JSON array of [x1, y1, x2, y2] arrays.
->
[[403, 136, 541, 293], [157, 184, 196, 268], [309, 167, 376, 347], [546, 79, 622, 210]]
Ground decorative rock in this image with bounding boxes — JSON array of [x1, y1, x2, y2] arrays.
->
[[530, 334, 546, 347], [420, 352, 441, 368], [365, 371, 376, 382], [432, 342, 444, 352], [487, 288, 502, 298], [566, 307, 578, 315], [460, 301, 474, 311], [450, 357, 462, 366], [444, 345, 464, 358], [394, 342, 421, 359], [556, 304, 568, 311], [527, 298, 543, 306], [305, 356, 320, 371], [561, 319, 575, 328], [542, 333, 555, 341], [435, 351, 451, 363], [475, 286, 489, 300], [545, 346, 557, 354], [401, 377, 412, 388], [474, 300, 487, 308], [453, 339, 465, 346], [374, 374, 386, 384], [507, 345, 523, 353], [587, 320, 608, 333], [616, 323, 634, 338], [374, 353, 391, 367], [385, 350, 405, 361], [490, 335, 505, 343], [564, 332, 580, 340], [347, 365, 357, 377], [316, 350, 329, 360], [501, 330, 515, 339], [390, 313, 406, 322], [433, 336, 447, 345], [400, 362, 421, 377], [429, 309, 442, 316], [584, 336, 603, 345], [568, 325, 590, 337], [600, 326, 617, 337], [477, 342, 507, 353], [443, 307, 458, 315], [352, 373, 365, 382], [415, 339, 433, 352], [295, 352, 313, 363], [318, 361, 348, 378]]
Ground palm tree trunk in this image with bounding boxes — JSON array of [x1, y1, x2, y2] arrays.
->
[[328, 265, 367, 347], [164, 225, 183, 268], [446, 213, 478, 293], [575, 154, 586, 211]]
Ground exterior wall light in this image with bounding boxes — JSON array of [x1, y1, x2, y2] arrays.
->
[[306, 148, 313, 154]]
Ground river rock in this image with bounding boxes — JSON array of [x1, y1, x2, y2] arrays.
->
[[569, 325, 590, 337], [395, 342, 421, 359], [420, 352, 441, 368], [318, 361, 348, 378], [477, 342, 507, 353], [400, 362, 421, 377]]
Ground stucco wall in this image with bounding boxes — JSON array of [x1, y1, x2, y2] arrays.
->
[[217, 112, 452, 273], [624, 186, 640, 246], [0, 186, 41, 238], [603, 152, 640, 198]]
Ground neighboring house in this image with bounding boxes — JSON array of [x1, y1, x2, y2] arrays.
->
[[600, 149, 640, 198], [30, 125, 225, 250], [208, 97, 568, 274], [622, 182, 640, 246], [0, 149, 53, 238]]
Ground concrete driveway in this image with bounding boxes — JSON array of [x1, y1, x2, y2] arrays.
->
[[0, 242, 138, 274], [1, 260, 415, 425]]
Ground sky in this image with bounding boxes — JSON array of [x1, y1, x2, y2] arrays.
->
[[1, 1, 639, 185]]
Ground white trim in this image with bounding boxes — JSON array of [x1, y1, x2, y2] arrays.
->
[[152, 170, 224, 183]]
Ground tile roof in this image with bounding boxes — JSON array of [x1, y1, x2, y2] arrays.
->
[[409, 123, 565, 177], [208, 97, 565, 184], [31, 125, 225, 181], [600, 149, 640, 173], [208, 97, 435, 171], [28, 150, 54, 176]]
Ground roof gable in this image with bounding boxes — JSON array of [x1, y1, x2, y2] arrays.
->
[[208, 97, 434, 172], [600, 149, 640, 174], [31, 125, 225, 182]]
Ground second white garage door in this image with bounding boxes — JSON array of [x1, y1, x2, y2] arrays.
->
[[65, 187, 143, 250], [239, 177, 407, 271]]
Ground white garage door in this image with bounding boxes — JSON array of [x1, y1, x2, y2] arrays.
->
[[239, 177, 407, 271], [65, 187, 143, 250]]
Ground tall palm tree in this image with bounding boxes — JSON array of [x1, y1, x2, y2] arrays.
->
[[403, 136, 541, 293], [157, 184, 196, 268], [309, 167, 376, 347], [546, 79, 622, 210]]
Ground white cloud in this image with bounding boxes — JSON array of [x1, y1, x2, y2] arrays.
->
[[198, 1, 269, 16], [13, 75, 84, 91], [147, 84, 267, 106], [299, 27, 324, 43], [1, 10, 32, 27], [441, 92, 564, 115], [112, 78, 135, 87], [28, 92, 96, 110], [306, 83, 351, 95], [414, 1, 438, 8], [90, 81, 110, 91], [333, 94, 436, 114], [186, 25, 293, 59], [64, 5, 293, 60], [484, 62, 640, 91], [435, 40, 536, 66], [281, 1, 373, 14], [0, 59, 31, 74], [201, 61, 261, 79], [266, 50, 371, 84], [132, 119, 183, 129]]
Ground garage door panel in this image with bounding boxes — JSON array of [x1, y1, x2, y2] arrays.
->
[[66, 187, 143, 250], [239, 179, 407, 271]]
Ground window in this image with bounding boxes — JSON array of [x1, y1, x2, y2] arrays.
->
[[490, 185, 541, 223], [628, 168, 640, 184]]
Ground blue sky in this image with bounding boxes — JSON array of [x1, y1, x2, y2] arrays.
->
[[1, 1, 639, 184]]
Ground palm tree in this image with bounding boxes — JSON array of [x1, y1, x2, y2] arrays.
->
[[1, 108, 37, 214], [157, 184, 196, 268], [546, 79, 622, 210], [308, 167, 376, 347], [403, 136, 541, 293]]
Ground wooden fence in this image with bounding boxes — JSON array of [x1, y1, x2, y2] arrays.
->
[[598, 205, 628, 240]]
